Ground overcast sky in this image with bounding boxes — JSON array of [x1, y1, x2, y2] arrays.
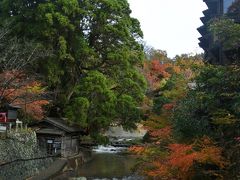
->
[[128, 0, 208, 58]]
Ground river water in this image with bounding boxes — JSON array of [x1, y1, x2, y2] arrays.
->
[[55, 145, 144, 180], [55, 126, 147, 180], [78, 146, 143, 180]]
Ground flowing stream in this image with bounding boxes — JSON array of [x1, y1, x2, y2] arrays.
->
[[53, 145, 144, 180], [76, 145, 143, 180], [55, 126, 146, 180]]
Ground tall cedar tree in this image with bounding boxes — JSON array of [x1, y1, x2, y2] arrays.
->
[[0, 0, 147, 136]]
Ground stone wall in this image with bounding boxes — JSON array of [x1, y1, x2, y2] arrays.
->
[[0, 130, 54, 180]]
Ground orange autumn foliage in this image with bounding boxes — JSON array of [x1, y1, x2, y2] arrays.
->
[[139, 57, 208, 179], [196, 137, 226, 169], [168, 144, 199, 173], [128, 146, 146, 155], [0, 70, 49, 120], [144, 59, 183, 92], [149, 126, 172, 139], [141, 137, 226, 179], [162, 103, 175, 110], [150, 60, 171, 78], [144, 60, 171, 90], [172, 65, 181, 74], [25, 100, 50, 120], [147, 161, 171, 178]]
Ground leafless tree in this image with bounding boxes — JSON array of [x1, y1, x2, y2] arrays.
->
[[0, 23, 50, 72]]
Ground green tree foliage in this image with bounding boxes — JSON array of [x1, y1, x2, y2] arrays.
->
[[173, 92, 211, 140], [153, 96, 170, 115], [210, 18, 240, 50], [73, 71, 116, 131], [173, 65, 240, 138], [116, 95, 141, 130], [64, 97, 90, 128], [0, 0, 147, 136], [65, 71, 142, 134], [172, 65, 240, 177], [209, 1, 240, 62], [227, 0, 240, 21]]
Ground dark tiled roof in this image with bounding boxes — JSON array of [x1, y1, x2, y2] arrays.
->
[[36, 128, 65, 135], [43, 117, 83, 133]]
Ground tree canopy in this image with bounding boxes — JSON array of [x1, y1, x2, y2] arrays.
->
[[0, 0, 147, 136]]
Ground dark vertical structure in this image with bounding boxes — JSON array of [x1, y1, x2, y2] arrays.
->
[[198, 0, 237, 64]]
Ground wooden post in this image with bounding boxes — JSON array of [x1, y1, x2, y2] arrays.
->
[[61, 136, 64, 157], [71, 136, 73, 154]]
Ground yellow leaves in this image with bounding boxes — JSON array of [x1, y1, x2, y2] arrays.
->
[[212, 115, 236, 125], [26, 82, 46, 93], [158, 79, 167, 89], [176, 58, 204, 71], [211, 109, 237, 125], [172, 65, 181, 74], [129, 146, 146, 155], [143, 114, 170, 130]]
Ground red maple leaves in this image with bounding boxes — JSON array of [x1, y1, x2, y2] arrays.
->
[[0, 70, 49, 120], [142, 137, 226, 179]]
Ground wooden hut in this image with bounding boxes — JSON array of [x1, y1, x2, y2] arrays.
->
[[31, 117, 86, 157]]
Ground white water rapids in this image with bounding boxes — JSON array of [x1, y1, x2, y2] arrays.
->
[[92, 145, 128, 153]]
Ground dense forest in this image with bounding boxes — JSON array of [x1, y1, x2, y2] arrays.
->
[[0, 0, 240, 179]]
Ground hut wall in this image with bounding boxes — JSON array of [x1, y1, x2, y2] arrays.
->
[[61, 135, 79, 157]]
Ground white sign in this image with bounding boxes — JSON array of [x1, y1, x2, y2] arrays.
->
[[47, 140, 53, 144]]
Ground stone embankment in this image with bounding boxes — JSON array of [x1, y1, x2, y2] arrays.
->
[[0, 130, 54, 180]]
